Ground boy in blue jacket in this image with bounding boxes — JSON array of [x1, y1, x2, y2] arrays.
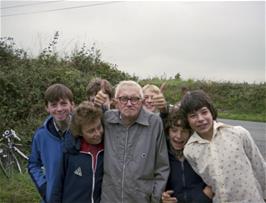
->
[[162, 107, 213, 203], [51, 101, 104, 203], [28, 83, 74, 203]]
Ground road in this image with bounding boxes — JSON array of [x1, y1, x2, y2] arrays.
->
[[218, 118, 266, 160]]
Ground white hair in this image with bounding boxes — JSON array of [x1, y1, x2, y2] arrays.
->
[[115, 80, 143, 99]]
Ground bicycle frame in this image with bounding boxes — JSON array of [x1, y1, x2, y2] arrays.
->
[[13, 145, 29, 160], [0, 129, 29, 178]]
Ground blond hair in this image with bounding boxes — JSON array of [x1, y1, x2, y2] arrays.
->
[[142, 84, 161, 95]]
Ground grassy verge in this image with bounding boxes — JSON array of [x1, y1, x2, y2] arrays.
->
[[0, 172, 41, 203], [219, 112, 266, 123]]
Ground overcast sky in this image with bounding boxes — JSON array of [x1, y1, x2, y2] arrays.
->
[[1, 1, 265, 83]]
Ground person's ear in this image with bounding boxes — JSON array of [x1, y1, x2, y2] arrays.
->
[[71, 102, 75, 112], [45, 105, 49, 113]]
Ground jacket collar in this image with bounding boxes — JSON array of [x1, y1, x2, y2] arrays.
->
[[106, 107, 150, 127], [80, 138, 104, 153], [187, 121, 226, 144]]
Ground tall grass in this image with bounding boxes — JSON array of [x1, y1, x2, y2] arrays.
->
[[0, 172, 40, 203]]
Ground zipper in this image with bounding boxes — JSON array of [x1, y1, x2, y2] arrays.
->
[[80, 151, 94, 203], [181, 160, 187, 201], [80, 147, 104, 203], [87, 152, 95, 203], [121, 128, 129, 203], [92, 149, 103, 203]]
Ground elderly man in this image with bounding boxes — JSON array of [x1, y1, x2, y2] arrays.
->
[[94, 80, 170, 203]]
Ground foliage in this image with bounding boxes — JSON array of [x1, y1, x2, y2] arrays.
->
[[140, 79, 266, 122], [1, 34, 265, 147], [0, 34, 136, 148], [174, 73, 181, 80], [0, 34, 265, 201], [0, 172, 40, 203]]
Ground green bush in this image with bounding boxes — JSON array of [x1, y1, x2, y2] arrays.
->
[[0, 36, 136, 147], [139, 78, 266, 122], [0, 34, 265, 202]]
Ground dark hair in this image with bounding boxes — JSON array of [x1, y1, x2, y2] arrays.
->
[[86, 78, 113, 100], [164, 107, 193, 136], [180, 90, 217, 129], [70, 101, 102, 137], [44, 83, 73, 106]]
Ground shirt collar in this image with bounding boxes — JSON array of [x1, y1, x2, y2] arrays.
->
[[107, 107, 150, 126], [53, 115, 71, 134], [187, 121, 226, 144]]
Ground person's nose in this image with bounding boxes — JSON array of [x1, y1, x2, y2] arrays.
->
[[126, 99, 133, 106], [197, 113, 204, 121], [56, 104, 63, 111], [147, 96, 153, 102], [94, 129, 101, 137], [93, 129, 101, 138], [174, 130, 182, 139]]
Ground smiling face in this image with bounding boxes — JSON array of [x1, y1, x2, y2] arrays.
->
[[46, 99, 74, 122], [168, 120, 190, 150], [143, 89, 158, 113], [187, 106, 214, 140]]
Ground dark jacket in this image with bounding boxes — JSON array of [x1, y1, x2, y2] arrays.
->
[[167, 145, 212, 203], [51, 132, 104, 203]]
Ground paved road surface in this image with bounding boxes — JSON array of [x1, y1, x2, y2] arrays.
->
[[218, 118, 266, 160]]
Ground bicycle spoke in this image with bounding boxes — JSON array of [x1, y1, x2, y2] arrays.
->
[[0, 158, 9, 178], [1, 149, 16, 177], [0, 129, 29, 176]]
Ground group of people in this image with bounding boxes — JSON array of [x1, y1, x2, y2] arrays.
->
[[27, 78, 266, 203]]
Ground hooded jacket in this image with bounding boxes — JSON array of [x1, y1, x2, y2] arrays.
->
[[50, 132, 104, 203], [28, 115, 65, 203]]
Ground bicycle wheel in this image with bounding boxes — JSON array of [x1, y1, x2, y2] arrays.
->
[[0, 157, 9, 178], [1, 147, 17, 177], [11, 150, 22, 173]]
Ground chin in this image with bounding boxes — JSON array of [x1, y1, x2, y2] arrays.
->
[[91, 140, 101, 145], [124, 112, 138, 118], [175, 147, 183, 151], [173, 144, 183, 151], [55, 114, 68, 120], [150, 108, 156, 112]]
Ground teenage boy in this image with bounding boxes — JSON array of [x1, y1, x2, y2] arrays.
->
[[180, 90, 266, 203], [28, 83, 74, 203]]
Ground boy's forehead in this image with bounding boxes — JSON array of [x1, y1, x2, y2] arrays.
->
[[190, 106, 208, 113], [48, 98, 72, 103]]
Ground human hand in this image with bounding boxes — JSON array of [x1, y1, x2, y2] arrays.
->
[[110, 98, 118, 109], [152, 94, 167, 112], [94, 90, 109, 107], [161, 190, 177, 203], [203, 185, 214, 199]]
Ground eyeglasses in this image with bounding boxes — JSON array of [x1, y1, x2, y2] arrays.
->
[[118, 96, 141, 105]]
